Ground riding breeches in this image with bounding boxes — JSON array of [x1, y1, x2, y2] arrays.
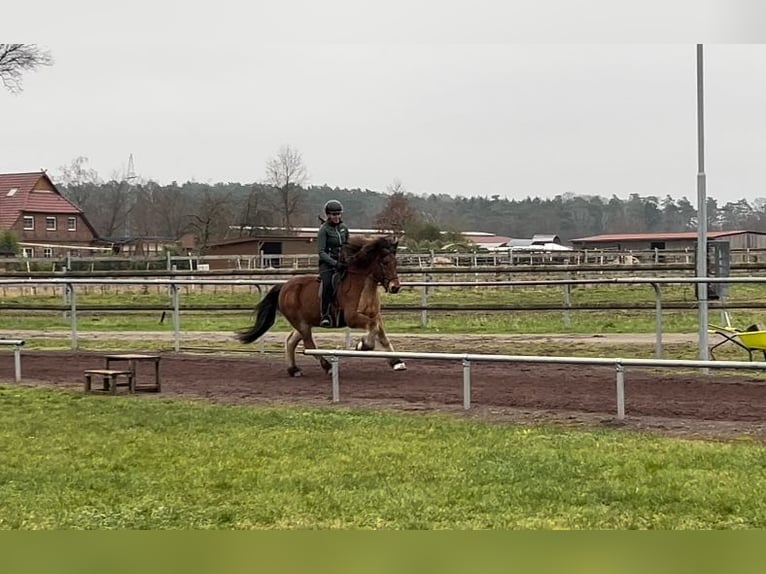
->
[[319, 268, 335, 317]]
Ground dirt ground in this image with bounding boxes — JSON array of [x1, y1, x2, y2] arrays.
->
[[4, 332, 766, 442]]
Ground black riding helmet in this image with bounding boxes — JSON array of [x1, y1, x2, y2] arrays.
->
[[324, 199, 343, 214]]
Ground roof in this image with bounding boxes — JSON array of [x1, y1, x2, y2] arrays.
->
[[0, 171, 82, 229], [220, 227, 390, 246], [570, 231, 762, 243]]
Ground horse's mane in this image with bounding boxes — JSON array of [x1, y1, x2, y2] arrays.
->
[[341, 235, 398, 269]]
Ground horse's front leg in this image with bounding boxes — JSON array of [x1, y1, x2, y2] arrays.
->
[[355, 324, 377, 351], [375, 319, 406, 371]]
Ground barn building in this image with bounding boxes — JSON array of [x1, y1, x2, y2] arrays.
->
[[570, 230, 766, 251]]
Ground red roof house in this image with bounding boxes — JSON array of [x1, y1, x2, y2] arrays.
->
[[0, 170, 101, 257]]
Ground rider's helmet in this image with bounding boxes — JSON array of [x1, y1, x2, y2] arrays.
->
[[324, 199, 344, 214]]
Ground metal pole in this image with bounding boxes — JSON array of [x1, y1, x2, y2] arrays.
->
[[330, 356, 340, 403], [171, 283, 180, 352], [696, 44, 709, 366], [14, 344, 22, 382], [462, 357, 471, 410], [615, 363, 625, 420], [652, 283, 663, 359], [69, 283, 78, 351]]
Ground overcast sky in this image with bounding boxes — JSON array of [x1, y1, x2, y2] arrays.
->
[[4, 1, 766, 204]]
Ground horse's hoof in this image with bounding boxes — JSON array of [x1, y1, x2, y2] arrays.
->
[[287, 367, 303, 377], [393, 361, 407, 371], [356, 341, 373, 351]]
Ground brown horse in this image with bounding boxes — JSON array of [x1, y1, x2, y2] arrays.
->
[[237, 235, 407, 376]]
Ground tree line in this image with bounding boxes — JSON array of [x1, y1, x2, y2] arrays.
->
[[54, 153, 766, 253]]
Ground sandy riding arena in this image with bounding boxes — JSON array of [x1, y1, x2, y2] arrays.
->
[[3, 331, 766, 442]]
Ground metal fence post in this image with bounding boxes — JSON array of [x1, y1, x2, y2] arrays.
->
[[170, 283, 180, 352], [14, 343, 22, 382], [421, 273, 429, 328], [651, 283, 663, 359], [330, 356, 340, 403], [462, 357, 472, 410], [68, 282, 78, 351], [615, 362, 625, 420]]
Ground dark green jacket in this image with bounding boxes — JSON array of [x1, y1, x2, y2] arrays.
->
[[317, 221, 349, 269]]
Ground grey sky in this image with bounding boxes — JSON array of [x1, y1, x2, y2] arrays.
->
[[4, 2, 766, 204]]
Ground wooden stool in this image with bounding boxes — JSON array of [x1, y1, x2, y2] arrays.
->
[[84, 369, 135, 394]]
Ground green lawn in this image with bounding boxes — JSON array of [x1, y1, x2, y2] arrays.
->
[[1, 386, 765, 529]]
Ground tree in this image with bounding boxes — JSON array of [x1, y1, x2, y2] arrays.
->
[[0, 230, 19, 256], [238, 183, 275, 235], [187, 188, 235, 253], [0, 44, 53, 93], [373, 180, 417, 234], [265, 145, 307, 229], [57, 156, 102, 211]]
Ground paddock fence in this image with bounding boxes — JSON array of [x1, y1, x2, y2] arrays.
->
[[304, 348, 766, 420], [0, 275, 760, 357]]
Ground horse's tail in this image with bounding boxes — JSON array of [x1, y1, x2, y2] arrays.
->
[[237, 285, 282, 344]]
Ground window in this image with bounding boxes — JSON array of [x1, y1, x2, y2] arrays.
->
[[43, 248, 53, 258], [23, 216, 34, 230], [67, 217, 77, 231], [46, 217, 57, 231], [6, 187, 18, 196], [22, 247, 34, 258]]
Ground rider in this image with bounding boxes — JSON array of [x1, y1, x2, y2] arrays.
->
[[317, 199, 350, 327]]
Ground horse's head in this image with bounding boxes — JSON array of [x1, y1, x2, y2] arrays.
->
[[342, 236, 401, 293]]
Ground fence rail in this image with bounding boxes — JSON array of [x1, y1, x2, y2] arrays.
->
[[0, 275, 759, 357], [5, 245, 766, 273], [304, 348, 766, 419]]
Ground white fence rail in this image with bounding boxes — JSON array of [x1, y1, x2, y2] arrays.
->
[[304, 348, 766, 419]]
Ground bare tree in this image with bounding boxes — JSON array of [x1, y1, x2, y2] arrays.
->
[[374, 179, 417, 234], [93, 178, 136, 239], [265, 145, 307, 229], [187, 189, 235, 253], [141, 182, 191, 239], [238, 184, 275, 236], [57, 156, 102, 210], [0, 44, 53, 93]]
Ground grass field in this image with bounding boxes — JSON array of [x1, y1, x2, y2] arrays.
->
[[3, 282, 766, 529], [2, 385, 766, 529]]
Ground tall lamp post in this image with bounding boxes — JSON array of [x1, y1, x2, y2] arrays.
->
[[696, 44, 709, 363]]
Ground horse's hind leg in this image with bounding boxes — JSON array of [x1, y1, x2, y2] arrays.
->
[[285, 330, 303, 377], [301, 328, 332, 374], [375, 320, 407, 371]]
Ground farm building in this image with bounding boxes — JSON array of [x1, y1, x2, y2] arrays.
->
[[206, 227, 388, 268], [463, 232, 571, 253], [570, 230, 766, 251], [0, 170, 103, 257]]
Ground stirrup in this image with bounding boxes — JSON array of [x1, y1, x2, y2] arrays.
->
[[320, 317, 331, 327]]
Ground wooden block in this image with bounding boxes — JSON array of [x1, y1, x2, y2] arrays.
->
[[84, 369, 134, 394]]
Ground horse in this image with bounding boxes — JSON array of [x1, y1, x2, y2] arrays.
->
[[236, 235, 407, 376]]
